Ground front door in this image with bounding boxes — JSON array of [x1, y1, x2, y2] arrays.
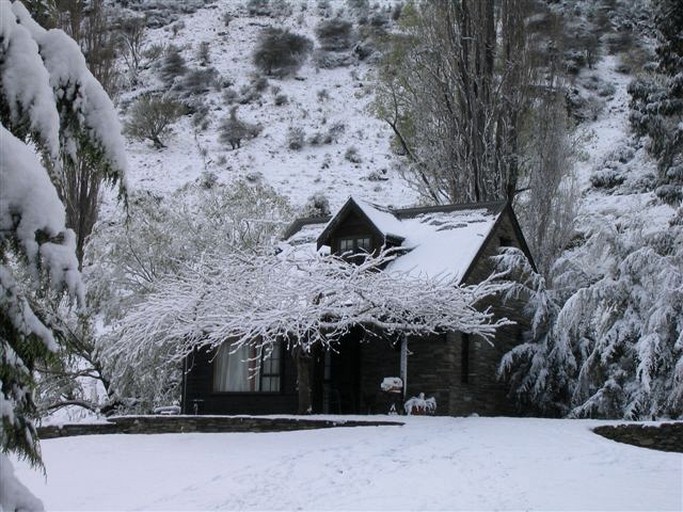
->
[[313, 332, 362, 414]]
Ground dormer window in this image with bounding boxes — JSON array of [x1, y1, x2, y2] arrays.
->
[[339, 235, 372, 254]]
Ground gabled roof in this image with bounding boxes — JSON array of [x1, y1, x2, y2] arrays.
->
[[316, 197, 406, 249], [284, 196, 531, 284]]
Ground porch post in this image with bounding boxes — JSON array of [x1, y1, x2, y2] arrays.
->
[[400, 334, 408, 401]]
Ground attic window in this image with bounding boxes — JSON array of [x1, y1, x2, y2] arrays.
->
[[339, 235, 372, 254]]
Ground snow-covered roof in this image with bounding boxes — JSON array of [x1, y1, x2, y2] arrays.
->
[[286, 197, 508, 284], [386, 206, 501, 282]]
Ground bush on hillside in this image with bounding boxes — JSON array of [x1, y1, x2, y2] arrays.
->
[[247, 0, 272, 16], [590, 168, 626, 189], [302, 192, 331, 217], [159, 45, 187, 85], [315, 18, 354, 51], [253, 28, 313, 77], [314, 50, 354, 69], [124, 95, 185, 148], [287, 127, 306, 150], [219, 107, 262, 150], [178, 67, 220, 95]]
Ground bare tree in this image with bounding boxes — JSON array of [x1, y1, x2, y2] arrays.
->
[[117, 14, 147, 83], [375, 0, 537, 204], [36, 0, 123, 268], [517, 68, 579, 281]]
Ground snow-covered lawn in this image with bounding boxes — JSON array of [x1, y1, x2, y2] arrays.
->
[[13, 417, 682, 511]]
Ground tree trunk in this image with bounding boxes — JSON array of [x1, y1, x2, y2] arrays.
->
[[294, 348, 312, 414]]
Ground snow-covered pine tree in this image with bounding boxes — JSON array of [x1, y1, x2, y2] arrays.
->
[[494, 248, 572, 416], [0, 0, 126, 474], [499, 213, 683, 419]]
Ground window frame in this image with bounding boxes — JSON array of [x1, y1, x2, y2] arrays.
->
[[212, 342, 283, 394], [338, 235, 373, 255]]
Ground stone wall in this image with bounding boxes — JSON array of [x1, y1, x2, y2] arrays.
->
[[37, 416, 403, 439], [593, 423, 683, 453]]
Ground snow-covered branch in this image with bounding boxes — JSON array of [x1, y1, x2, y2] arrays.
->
[[114, 247, 512, 364]]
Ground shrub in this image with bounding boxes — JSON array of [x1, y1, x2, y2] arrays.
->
[[124, 95, 185, 148], [353, 40, 376, 61], [655, 184, 683, 205], [287, 126, 306, 150], [142, 43, 165, 65], [198, 171, 218, 189], [316, 0, 332, 17], [345, 145, 362, 163], [160, 45, 187, 85], [327, 121, 346, 142], [223, 87, 239, 104], [367, 168, 388, 181], [192, 105, 211, 130], [274, 93, 289, 106], [315, 18, 354, 51], [391, 2, 403, 21], [219, 107, 261, 150], [247, 0, 271, 16], [606, 144, 636, 165], [313, 50, 354, 69], [250, 74, 269, 92], [317, 89, 330, 102], [302, 192, 331, 217], [253, 28, 313, 77], [590, 168, 626, 189], [271, 0, 293, 17], [308, 132, 325, 145], [179, 67, 220, 95], [197, 41, 211, 66]]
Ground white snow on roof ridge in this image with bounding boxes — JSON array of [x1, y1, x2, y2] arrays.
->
[[353, 197, 405, 239], [387, 207, 501, 283]]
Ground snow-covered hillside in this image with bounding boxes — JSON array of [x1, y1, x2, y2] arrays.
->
[[573, 54, 672, 227], [115, 0, 416, 212], [111, 0, 675, 230]]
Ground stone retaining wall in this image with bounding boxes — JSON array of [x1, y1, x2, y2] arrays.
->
[[593, 422, 683, 453], [38, 416, 403, 439]]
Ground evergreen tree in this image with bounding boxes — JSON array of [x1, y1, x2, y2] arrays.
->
[[498, 213, 683, 419], [0, 0, 126, 469]]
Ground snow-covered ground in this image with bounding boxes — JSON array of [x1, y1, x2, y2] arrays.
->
[[13, 417, 682, 511]]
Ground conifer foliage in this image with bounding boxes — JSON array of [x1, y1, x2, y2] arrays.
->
[[0, 0, 126, 470], [498, 211, 683, 419]]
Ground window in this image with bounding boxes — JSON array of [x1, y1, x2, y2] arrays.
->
[[260, 344, 281, 392], [213, 343, 282, 392], [339, 235, 372, 254]]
